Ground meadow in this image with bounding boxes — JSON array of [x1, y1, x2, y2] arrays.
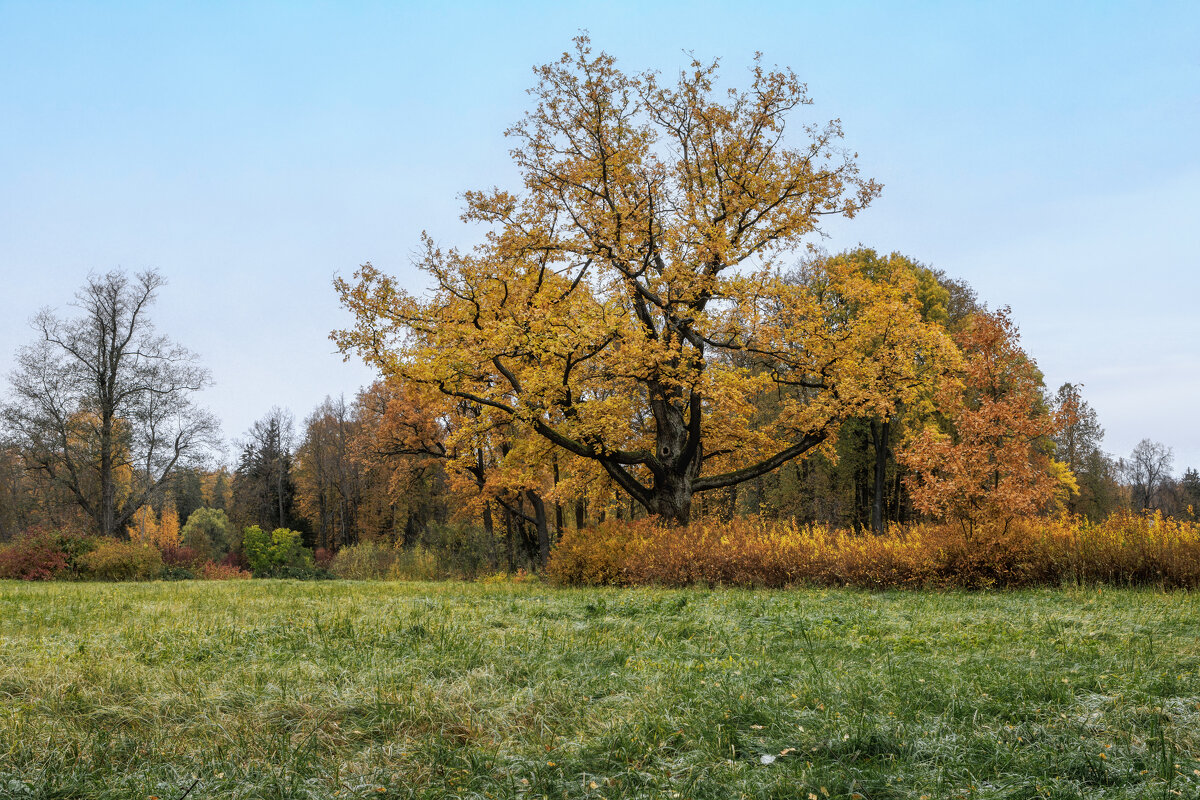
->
[[1, 580, 1199, 800]]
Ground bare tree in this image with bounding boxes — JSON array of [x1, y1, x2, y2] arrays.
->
[[1125, 438, 1173, 513], [295, 396, 362, 550], [3, 269, 219, 537]]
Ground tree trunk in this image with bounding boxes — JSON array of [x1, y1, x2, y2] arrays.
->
[[482, 500, 497, 568], [522, 496, 539, 564], [649, 474, 693, 525], [482, 499, 494, 538], [871, 418, 889, 534], [526, 489, 551, 568], [100, 413, 117, 537], [552, 456, 563, 537], [504, 505, 516, 573], [316, 492, 328, 550], [575, 499, 585, 530], [276, 457, 285, 530]]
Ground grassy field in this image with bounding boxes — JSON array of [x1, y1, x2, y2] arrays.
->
[[1, 582, 1198, 799]]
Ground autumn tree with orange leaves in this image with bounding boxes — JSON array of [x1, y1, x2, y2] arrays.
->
[[900, 308, 1069, 536], [335, 37, 955, 525], [350, 381, 453, 544], [351, 378, 561, 567]]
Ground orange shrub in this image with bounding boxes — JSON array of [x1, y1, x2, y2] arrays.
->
[[547, 515, 1200, 590], [199, 560, 252, 580]]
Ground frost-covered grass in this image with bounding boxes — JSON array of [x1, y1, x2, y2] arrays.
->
[[1, 581, 1199, 799]]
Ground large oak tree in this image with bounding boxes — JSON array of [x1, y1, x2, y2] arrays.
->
[[336, 38, 954, 524]]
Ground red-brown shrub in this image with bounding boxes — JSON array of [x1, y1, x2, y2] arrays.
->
[[0, 529, 71, 580], [159, 544, 205, 569]]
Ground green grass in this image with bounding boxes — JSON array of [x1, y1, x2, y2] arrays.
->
[[1, 581, 1199, 799]]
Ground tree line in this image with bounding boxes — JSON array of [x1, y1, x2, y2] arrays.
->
[[0, 263, 1191, 572]]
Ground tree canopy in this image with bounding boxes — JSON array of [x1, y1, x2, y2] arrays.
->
[[335, 37, 955, 524], [901, 308, 1066, 535]]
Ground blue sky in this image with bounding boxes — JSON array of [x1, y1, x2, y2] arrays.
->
[[2, 1, 1198, 469]]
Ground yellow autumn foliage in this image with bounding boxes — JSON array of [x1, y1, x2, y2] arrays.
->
[[549, 513, 1200, 590], [334, 38, 957, 524], [127, 505, 159, 546]]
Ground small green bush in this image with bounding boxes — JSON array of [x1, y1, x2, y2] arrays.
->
[[159, 565, 195, 581], [242, 526, 316, 577], [57, 529, 100, 574], [78, 540, 164, 581], [181, 508, 233, 561]]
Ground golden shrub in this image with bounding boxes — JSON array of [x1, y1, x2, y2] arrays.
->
[[547, 514, 1200, 590]]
